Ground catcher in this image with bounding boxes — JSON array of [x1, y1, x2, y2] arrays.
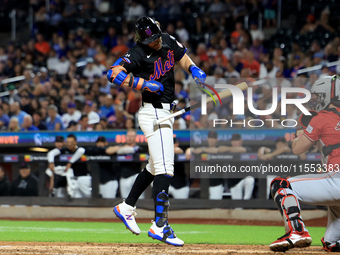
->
[[270, 75, 340, 252]]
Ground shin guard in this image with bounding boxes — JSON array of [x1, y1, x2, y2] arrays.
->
[[271, 177, 305, 233], [155, 191, 170, 227]]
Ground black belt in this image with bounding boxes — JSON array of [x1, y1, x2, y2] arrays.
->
[[142, 102, 175, 110]]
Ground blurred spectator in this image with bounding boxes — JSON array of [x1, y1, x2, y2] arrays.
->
[[168, 138, 189, 199], [46, 104, 64, 130], [316, 7, 335, 33], [8, 117, 20, 131], [126, 0, 145, 22], [0, 166, 10, 196], [263, 0, 276, 28], [32, 111, 47, 130], [54, 53, 71, 75], [21, 115, 39, 131], [249, 20, 264, 42], [34, 33, 51, 56], [82, 58, 103, 83], [174, 81, 188, 100], [4, 84, 20, 105], [99, 94, 116, 119], [0, 105, 10, 130], [102, 27, 118, 52], [10, 102, 27, 126], [10, 163, 39, 197], [258, 137, 291, 161], [242, 50, 260, 77], [300, 14, 317, 34], [77, 114, 89, 131], [61, 102, 81, 128], [67, 120, 78, 131], [175, 20, 189, 44], [47, 49, 59, 71], [118, 129, 144, 199], [111, 36, 129, 56]]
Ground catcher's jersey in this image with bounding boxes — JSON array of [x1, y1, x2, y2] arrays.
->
[[120, 33, 187, 103], [304, 108, 340, 166]]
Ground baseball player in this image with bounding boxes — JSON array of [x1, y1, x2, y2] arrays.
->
[[107, 16, 206, 246], [46, 134, 89, 198], [270, 75, 340, 252]]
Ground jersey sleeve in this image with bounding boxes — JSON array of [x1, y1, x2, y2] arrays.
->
[[303, 114, 322, 141], [118, 48, 143, 74], [166, 34, 187, 61]]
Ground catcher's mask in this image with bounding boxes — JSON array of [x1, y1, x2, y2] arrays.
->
[[310, 75, 340, 111], [135, 16, 162, 45]]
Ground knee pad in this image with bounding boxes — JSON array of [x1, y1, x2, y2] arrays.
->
[[270, 176, 291, 199], [155, 191, 170, 227], [270, 177, 304, 232]]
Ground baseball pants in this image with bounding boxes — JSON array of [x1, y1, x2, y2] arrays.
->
[[168, 185, 190, 199], [288, 172, 340, 244], [138, 103, 174, 176], [120, 174, 145, 199], [99, 180, 118, 199]]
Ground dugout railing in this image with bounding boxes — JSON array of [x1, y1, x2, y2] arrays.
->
[[0, 153, 325, 211]]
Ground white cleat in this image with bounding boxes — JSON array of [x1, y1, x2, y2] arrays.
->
[[113, 201, 141, 235], [270, 230, 312, 252], [148, 221, 184, 246]]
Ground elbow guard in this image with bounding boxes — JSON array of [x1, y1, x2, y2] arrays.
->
[[107, 58, 129, 86]]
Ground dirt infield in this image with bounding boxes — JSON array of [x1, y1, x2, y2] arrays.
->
[[0, 242, 329, 255], [0, 218, 328, 254]]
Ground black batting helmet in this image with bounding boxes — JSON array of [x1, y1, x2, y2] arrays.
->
[[135, 16, 162, 45]]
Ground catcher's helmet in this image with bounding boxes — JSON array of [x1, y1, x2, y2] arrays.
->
[[310, 75, 340, 111], [135, 16, 162, 45]]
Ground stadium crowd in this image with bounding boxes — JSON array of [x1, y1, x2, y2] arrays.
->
[[0, 0, 340, 132]]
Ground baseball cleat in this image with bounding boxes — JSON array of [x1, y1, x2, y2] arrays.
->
[[148, 221, 184, 246], [321, 237, 340, 252], [270, 230, 312, 252], [113, 201, 141, 235]]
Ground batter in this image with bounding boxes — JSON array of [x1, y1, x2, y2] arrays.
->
[[107, 16, 206, 246]]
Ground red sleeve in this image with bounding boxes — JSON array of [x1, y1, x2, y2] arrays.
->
[[303, 114, 322, 141]]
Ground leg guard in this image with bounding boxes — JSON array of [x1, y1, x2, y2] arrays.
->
[[155, 191, 170, 227], [270, 177, 305, 233]]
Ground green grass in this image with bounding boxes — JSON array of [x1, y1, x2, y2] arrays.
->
[[0, 220, 326, 246]]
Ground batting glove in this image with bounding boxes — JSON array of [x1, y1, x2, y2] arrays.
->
[[190, 65, 206, 85], [142, 80, 164, 95]]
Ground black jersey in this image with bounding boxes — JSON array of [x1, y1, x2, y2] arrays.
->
[[120, 33, 187, 103], [58, 148, 88, 177]]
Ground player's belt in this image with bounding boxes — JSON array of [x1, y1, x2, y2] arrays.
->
[[142, 102, 175, 110]]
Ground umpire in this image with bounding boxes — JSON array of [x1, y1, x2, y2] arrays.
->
[[108, 16, 206, 246]]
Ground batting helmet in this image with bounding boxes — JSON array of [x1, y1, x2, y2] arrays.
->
[[310, 75, 340, 111], [135, 16, 162, 45]]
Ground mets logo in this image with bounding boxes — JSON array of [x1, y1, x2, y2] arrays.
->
[[149, 50, 175, 80], [145, 28, 152, 36]]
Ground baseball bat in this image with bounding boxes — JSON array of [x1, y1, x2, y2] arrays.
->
[[152, 82, 248, 126]]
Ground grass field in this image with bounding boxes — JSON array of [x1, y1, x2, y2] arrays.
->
[[0, 220, 326, 246]]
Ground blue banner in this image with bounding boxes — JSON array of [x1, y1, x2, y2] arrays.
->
[[0, 129, 295, 147]]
